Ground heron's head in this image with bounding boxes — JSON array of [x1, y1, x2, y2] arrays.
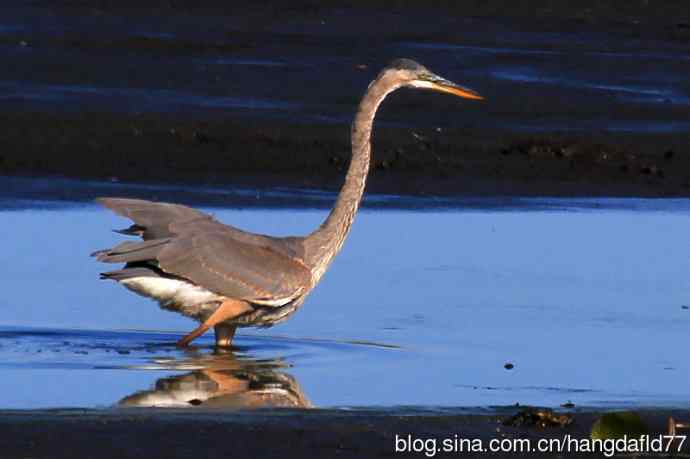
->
[[380, 58, 483, 100]]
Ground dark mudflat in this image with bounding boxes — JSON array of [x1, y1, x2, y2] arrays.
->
[[2, 1, 690, 197], [3, 113, 690, 198], [1, 408, 689, 458]]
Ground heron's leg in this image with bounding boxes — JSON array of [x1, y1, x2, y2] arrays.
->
[[176, 300, 252, 347], [214, 323, 237, 347]]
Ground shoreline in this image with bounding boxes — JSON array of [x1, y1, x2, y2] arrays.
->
[[1, 407, 688, 458], [4, 175, 690, 213]]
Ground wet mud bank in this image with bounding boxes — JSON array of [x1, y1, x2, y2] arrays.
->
[[2, 113, 690, 198], [0, 408, 688, 458]]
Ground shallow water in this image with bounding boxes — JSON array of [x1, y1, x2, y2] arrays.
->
[[489, 67, 690, 106], [1, 190, 689, 410], [0, 81, 299, 114]]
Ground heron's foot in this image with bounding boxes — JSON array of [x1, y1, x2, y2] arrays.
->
[[176, 300, 251, 347]]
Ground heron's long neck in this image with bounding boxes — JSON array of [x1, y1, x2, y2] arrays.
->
[[304, 76, 399, 282]]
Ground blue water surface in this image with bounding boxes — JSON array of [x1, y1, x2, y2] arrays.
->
[[0, 184, 688, 410]]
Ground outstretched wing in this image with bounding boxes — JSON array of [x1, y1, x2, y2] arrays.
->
[[97, 198, 212, 240], [94, 198, 312, 306], [158, 229, 311, 305]]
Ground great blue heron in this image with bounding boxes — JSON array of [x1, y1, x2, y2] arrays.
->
[[93, 59, 482, 347]]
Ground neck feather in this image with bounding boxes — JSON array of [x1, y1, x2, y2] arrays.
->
[[304, 75, 401, 282]]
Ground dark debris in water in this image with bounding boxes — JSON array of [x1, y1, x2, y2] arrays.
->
[[502, 408, 573, 428]]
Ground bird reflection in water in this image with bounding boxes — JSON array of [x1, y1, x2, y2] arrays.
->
[[119, 348, 312, 409]]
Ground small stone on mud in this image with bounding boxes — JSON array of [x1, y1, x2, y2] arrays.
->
[[503, 408, 572, 428], [194, 131, 210, 144]]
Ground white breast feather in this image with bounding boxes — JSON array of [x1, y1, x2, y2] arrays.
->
[[121, 277, 222, 307]]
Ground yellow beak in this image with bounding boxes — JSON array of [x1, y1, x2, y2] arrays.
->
[[430, 81, 483, 100]]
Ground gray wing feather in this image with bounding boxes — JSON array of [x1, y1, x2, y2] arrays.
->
[[100, 266, 163, 281], [97, 198, 211, 240], [93, 238, 170, 263], [95, 197, 312, 304], [158, 231, 311, 302]]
